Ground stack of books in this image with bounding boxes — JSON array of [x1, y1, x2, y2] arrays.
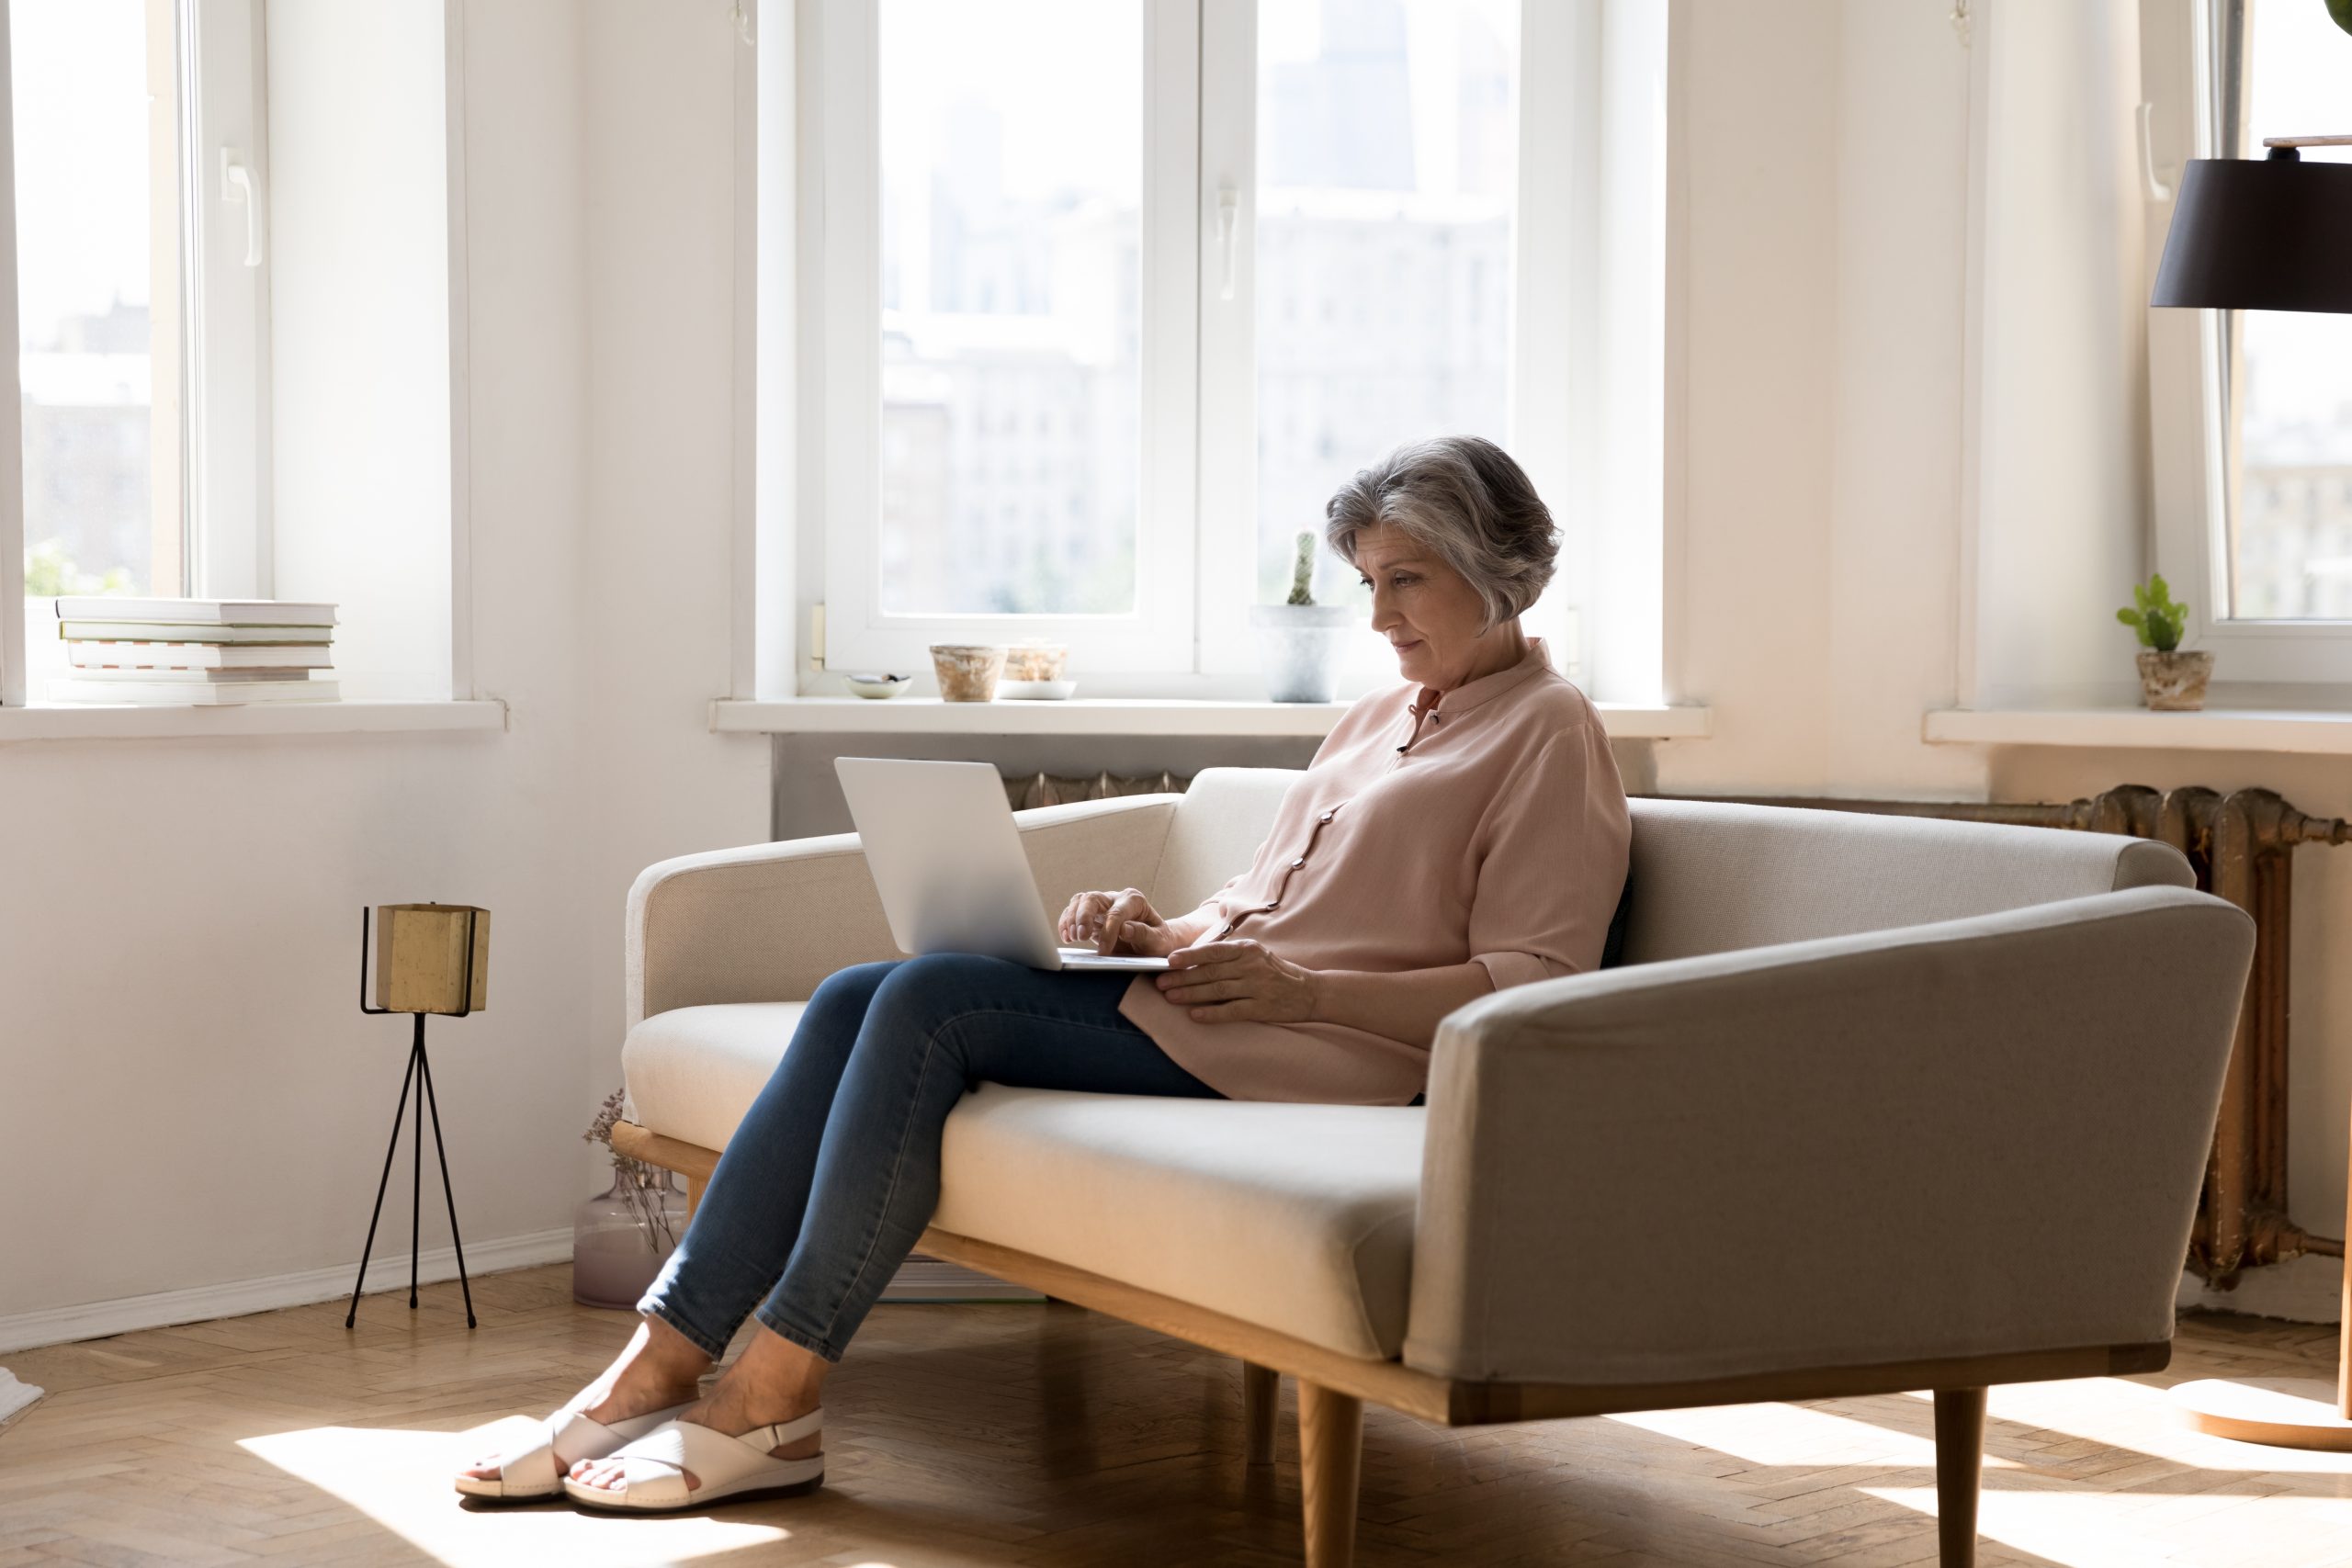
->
[[48, 597, 340, 705]]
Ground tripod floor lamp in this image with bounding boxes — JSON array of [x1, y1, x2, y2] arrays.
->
[[2152, 138, 2352, 1449], [345, 904, 490, 1331]]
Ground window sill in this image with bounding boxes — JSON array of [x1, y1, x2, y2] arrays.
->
[[0, 698, 509, 742], [710, 695, 1713, 740], [1923, 704, 2352, 756]]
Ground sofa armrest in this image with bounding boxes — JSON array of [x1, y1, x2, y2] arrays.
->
[[1404, 886, 2253, 1385], [626, 793, 1182, 1030]]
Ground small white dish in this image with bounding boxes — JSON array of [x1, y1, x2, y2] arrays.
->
[[845, 672, 912, 700], [996, 679, 1077, 701]]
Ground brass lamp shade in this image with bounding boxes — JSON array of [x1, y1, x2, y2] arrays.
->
[[371, 903, 490, 1016]]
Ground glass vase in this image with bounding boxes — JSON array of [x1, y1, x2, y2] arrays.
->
[[571, 1158, 688, 1309]]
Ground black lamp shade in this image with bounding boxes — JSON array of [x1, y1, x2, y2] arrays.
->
[[2152, 153, 2352, 313]]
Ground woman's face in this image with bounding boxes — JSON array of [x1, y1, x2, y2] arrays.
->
[[1352, 524, 1495, 691]]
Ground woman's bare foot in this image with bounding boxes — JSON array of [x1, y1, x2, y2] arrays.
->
[[567, 1324, 828, 1495], [460, 1316, 709, 1483]]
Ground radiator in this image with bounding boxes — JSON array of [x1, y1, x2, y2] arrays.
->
[[1001, 769, 1193, 810], [1016, 770, 2350, 1289], [1795, 786, 2351, 1288]]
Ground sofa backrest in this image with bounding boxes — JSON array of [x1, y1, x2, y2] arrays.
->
[[1150, 768, 1302, 911], [1154, 769, 2194, 963], [1617, 798, 2191, 964]]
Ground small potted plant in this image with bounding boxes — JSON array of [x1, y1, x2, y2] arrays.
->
[[1249, 531, 1357, 703], [2117, 573, 2212, 711]]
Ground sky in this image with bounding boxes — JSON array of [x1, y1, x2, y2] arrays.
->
[[8, 0, 153, 350]]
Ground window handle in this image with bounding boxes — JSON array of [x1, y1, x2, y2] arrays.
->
[[2137, 103, 2175, 203], [1216, 185, 1239, 302], [221, 151, 263, 267]]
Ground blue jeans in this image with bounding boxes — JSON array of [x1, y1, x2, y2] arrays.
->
[[636, 953, 1220, 1363]]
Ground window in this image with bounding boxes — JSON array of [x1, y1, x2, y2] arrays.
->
[[796, 0, 1667, 691], [1250, 0, 1519, 606], [0, 0, 266, 705], [2147, 0, 2352, 680], [876, 0, 1144, 616], [2214, 3, 2352, 622]]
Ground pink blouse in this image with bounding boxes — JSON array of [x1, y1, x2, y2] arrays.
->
[[1119, 637, 1631, 1105]]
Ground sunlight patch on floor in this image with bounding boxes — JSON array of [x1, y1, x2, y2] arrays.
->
[[1866, 1482, 2352, 1568], [240, 1418, 791, 1568], [1608, 1401, 2022, 1470], [1919, 1379, 2352, 1477]]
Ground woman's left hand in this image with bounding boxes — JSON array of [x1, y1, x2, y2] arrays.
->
[[1154, 939, 1319, 1024]]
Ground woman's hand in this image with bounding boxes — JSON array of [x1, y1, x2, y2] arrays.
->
[[1057, 887, 1190, 957], [1153, 939, 1319, 1024]]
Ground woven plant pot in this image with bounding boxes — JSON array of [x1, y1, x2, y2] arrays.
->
[[2137, 649, 2213, 712]]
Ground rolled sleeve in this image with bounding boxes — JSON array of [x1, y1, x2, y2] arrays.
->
[[1471, 949, 1559, 992], [1464, 724, 1631, 991]]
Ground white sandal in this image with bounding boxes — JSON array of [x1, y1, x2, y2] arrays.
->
[[562, 1408, 824, 1512], [454, 1395, 695, 1502]]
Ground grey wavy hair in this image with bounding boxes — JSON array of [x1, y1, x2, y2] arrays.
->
[[1322, 435, 1559, 632]]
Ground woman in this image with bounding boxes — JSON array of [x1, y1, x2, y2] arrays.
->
[[458, 434, 1631, 1511]]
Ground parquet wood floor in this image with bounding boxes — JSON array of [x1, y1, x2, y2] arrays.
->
[[3, 1265, 2349, 1566]]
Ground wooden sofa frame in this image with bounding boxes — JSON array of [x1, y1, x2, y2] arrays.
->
[[614, 1120, 2158, 1568]]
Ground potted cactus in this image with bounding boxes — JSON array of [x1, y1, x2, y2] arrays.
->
[[1249, 531, 1357, 703], [2117, 574, 2212, 711]]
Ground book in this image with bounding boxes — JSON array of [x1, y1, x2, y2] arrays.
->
[[69, 642, 335, 671], [48, 676, 340, 705], [65, 666, 319, 682], [53, 596, 337, 626], [58, 621, 334, 644]]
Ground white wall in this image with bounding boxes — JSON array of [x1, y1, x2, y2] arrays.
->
[[1963, 0, 2149, 711], [0, 0, 767, 1328], [267, 2, 454, 700]]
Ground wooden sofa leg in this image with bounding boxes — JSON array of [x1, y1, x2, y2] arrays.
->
[[1297, 1380, 1362, 1568], [1243, 1361, 1278, 1465], [1934, 1386, 1987, 1567]]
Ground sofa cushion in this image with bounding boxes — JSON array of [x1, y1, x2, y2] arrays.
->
[[623, 1001, 808, 1156], [934, 1088, 1423, 1359], [623, 1005, 1424, 1361]]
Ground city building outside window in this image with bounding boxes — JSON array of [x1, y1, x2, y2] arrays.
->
[[802, 0, 1658, 685]]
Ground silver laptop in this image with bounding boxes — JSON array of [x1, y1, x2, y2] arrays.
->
[[834, 756, 1171, 972]]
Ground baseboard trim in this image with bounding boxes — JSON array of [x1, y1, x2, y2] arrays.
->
[[0, 1227, 575, 1355]]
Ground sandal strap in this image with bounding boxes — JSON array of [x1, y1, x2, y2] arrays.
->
[[484, 1403, 609, 1494], [741, 1406, 824, 1451], [601, 1411, 823, 1499]]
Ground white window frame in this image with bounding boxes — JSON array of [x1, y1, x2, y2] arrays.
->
[[0, 0, 271, 705], [788, 0, 1667, 694], [808, 0, 1199, 677], [2144, 0, 2352, 683]]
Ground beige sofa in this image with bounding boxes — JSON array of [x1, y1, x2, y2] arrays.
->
[[613, 769, 2254, 1568]]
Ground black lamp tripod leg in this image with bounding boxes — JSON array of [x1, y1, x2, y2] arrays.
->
[[410, 1015, 424, 1309], [417, 1034, 478, 1328], [345, 1035, 420, 1329]]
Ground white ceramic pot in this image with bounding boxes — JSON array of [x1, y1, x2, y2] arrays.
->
[[1250, 604, 1357, 703]]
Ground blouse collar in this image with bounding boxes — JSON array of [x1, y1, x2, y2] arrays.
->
[[1412, 636, 1553, 720]]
